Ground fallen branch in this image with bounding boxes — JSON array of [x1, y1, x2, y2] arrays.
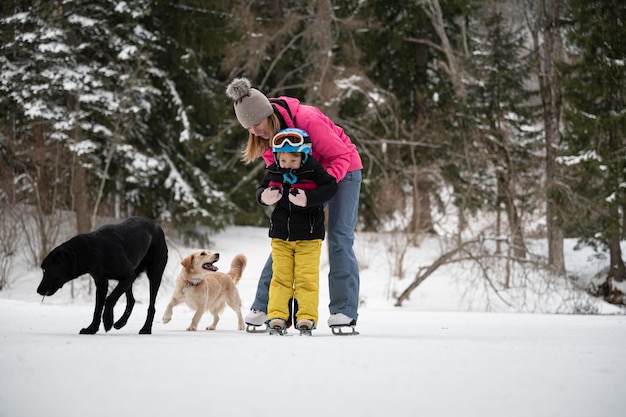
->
[[394, 237, 522, 307]]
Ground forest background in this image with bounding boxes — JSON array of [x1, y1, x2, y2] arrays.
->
[[1, 0, 625, 309]]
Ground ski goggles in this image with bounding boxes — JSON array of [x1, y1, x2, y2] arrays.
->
[[272, 128, 309, 149]]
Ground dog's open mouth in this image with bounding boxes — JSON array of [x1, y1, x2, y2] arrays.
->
[[202, 261, 218, 272]]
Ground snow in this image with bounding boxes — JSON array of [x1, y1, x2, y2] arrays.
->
[[1, 225, 625, 417]]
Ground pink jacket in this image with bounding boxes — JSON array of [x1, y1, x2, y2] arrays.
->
[[262, 96, 363, 182]]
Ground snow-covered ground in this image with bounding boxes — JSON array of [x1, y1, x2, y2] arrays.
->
[[1, 225, 625, 417]]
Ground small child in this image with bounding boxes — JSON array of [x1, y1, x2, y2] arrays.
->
[[257, 128, 338, 335]]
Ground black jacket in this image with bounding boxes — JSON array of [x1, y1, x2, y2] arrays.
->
[[257, 155, 338, 241]]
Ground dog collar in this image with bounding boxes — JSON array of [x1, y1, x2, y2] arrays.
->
[[184, 279, 200, 287]]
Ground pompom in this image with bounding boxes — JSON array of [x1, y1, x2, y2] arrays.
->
[[226, 77, 252, 101]]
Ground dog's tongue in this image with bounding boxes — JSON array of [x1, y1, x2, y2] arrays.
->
[[202, 263, 218, 272]]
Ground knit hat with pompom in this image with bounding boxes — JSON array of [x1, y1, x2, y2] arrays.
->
[[226, 78, 274, 128]]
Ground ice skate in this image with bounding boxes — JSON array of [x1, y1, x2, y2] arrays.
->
[[296, 319, 314, 336], [245, 309, 268, 333], [328, 313, 359, 336], [268, 318, 287, 336]]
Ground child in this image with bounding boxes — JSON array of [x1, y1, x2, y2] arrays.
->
[[257, 128, 338, 335]]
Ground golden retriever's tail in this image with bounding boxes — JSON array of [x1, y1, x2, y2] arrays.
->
[[228, 254, 247, 284]]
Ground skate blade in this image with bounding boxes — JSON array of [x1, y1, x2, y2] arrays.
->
[[299, 329, 312, 336], [330, 325, 359, 336], [269, 327, 288, 336], [246, 324, 268, 333]]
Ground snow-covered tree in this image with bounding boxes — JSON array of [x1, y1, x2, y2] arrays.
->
[[560, 0, 626, 304], [466, 8, 540, 260], [1, 0, 232, 249]]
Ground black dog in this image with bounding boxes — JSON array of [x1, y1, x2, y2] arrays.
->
[[37, 216, 168, 335]]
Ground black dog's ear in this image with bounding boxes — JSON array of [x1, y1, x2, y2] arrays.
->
[[59, 249, 78, 275]]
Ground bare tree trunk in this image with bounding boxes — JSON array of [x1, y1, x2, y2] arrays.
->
[[496, 182, 502, 255], [529, 0, 566, 273], [31, 119, 52, 215], [600, 202, 626, 305], [73, 159, 91, 234], [91, 130, 121, 227], [73, 159, 91, 298], [0, 114, 15, 203], [419, 0, 467, 103], [622, 204, 626, 238], [507, 194, 527, 259], [607, 203, 626, 283], [311, 0, 337, 117], [416, 176, 435, 234], [498, 169, 527, 259], [29, 119, 56, 262]]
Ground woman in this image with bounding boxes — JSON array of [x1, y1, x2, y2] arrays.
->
[[226, 77, 362, 335]]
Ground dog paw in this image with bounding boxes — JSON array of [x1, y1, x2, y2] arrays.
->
[[79, 326, 98, 335], [186, 326, 197, 331], [113, 319, 127, 330], [162, 315, 171, 324], [206, 325, 216, 331]]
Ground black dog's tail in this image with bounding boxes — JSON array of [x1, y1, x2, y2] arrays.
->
[[145, 225, 168, 280]]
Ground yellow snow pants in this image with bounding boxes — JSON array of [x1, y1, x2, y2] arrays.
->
[[267, 238, 322, 326]]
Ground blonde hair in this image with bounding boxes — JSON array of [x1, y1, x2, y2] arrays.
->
[[241, 113, 282, 164]]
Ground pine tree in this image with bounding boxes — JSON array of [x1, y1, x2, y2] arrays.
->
[[354, 0, 460, 234], [465, 9, 540, 260], [561, 0, 626, 303], [1, 0, 233, 247]]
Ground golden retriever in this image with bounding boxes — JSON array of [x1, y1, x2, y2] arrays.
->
[[162, 251, 246, 331]]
